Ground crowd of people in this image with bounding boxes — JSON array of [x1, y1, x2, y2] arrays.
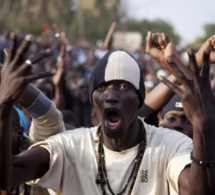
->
[[0, 29, 168, 133], [0, 27, 215, 195]]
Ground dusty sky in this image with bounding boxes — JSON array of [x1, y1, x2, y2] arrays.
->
[[125, 0, 215, 45]]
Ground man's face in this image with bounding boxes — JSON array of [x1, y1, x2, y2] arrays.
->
[[160, 110, 193, 138], [92, 80, 139, 139]]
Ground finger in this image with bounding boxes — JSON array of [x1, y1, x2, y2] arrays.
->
[[28, 48, 52, 64], [9, 32, 18, 62], [145, 31, 152, 53], [157, 33, 166, 49], [208, 38, 215, 49], [212, 38, 215, 47], [16, 62, 32, 75], [161, 33, 171, 47], [172, 54, 194, 80], [3, 49, 10, 66], [25, 71, 56, 82], [200, 49, 210, 79], [209, 35, 215, 47], [157, 75, 183, 96], [12, 34, 33, 67], [152, 33, 161, 49], [165, 57, 189, 85], [187, 48, 200, 76]]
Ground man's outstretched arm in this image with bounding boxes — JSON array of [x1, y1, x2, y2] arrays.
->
[[159, 46, 215, 194], [0, 33, 52, 189]]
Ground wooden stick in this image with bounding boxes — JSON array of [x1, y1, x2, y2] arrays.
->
[[103, 22, 116, 51]]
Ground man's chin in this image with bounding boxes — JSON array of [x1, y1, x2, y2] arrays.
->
[[103, 127, 122, 139]]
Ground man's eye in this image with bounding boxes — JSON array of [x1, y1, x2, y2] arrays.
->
[[166, 117, 176, 123], [120, 83, 129, 90], [97, 85, 105, 91]]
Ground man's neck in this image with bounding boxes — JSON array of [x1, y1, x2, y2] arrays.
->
[[102, 120, 140, 152]]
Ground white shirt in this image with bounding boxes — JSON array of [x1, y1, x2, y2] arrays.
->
[[28, 118, 192, 195]]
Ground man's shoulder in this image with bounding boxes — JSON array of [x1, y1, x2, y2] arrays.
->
[[141, 119, 192, 146], [49, 126, 98, 142]]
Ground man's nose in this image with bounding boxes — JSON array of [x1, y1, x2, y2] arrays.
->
[[105, 86, 119, 103]]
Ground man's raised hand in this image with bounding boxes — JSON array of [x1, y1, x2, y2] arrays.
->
[[0, 33, 54, 105]]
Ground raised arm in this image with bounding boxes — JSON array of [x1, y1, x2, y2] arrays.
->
[[146, 32, 215, 112], [52, 31, 67, 109], [144, 31, 179, 111], [159, 46, 215, 194], [5, 33, 52, 108], [196, 34, 215, 67], [0, 34, 53, 189], [5, 33, 66, 143]]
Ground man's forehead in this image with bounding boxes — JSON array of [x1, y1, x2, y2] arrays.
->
[[106, 79, 135, 85], [164, 110, 186, 117]]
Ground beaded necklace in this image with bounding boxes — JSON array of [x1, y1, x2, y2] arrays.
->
[[96, 119, 147, 195]]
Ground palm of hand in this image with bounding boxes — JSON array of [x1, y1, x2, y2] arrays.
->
[[0, 34, 54, 105], [0, 64, 27, 104], [160, 49, 215, 127], [149, 41, 175, 72]]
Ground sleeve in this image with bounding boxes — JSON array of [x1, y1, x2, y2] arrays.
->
[[165, 132, 192, 193], [26, 140, 64, 192], [138, 103, 159, 127], [25, 91, 65, 143]]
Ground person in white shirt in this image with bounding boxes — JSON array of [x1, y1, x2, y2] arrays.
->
[[0, 32, 215, 195]]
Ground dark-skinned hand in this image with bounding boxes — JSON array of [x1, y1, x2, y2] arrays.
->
[[196, 34, 215, 67], [146, 31, 193, 80], [158, 48, 215, 128], [0, 33, 54, 106]]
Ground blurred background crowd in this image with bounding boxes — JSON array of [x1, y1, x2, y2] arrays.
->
[[1, 0, 215, 133], [1, 1, 215, 194]]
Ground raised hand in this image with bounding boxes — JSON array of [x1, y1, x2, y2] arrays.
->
[[145, 31, 177, 71], [52, 31, 67, 87], [158, 48, 215, 127], [196, 34, 215, 67], [146, 31, 193, 80], [0, 33, 54, 106], [51, 26, 68, 109], [157, 38, 215, 195]]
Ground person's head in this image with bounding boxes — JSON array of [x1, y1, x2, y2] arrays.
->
[[89, 50, 145, 142], [159, 94, 193, 138]]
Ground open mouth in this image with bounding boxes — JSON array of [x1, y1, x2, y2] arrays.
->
[[105, 108, 121, 130]]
